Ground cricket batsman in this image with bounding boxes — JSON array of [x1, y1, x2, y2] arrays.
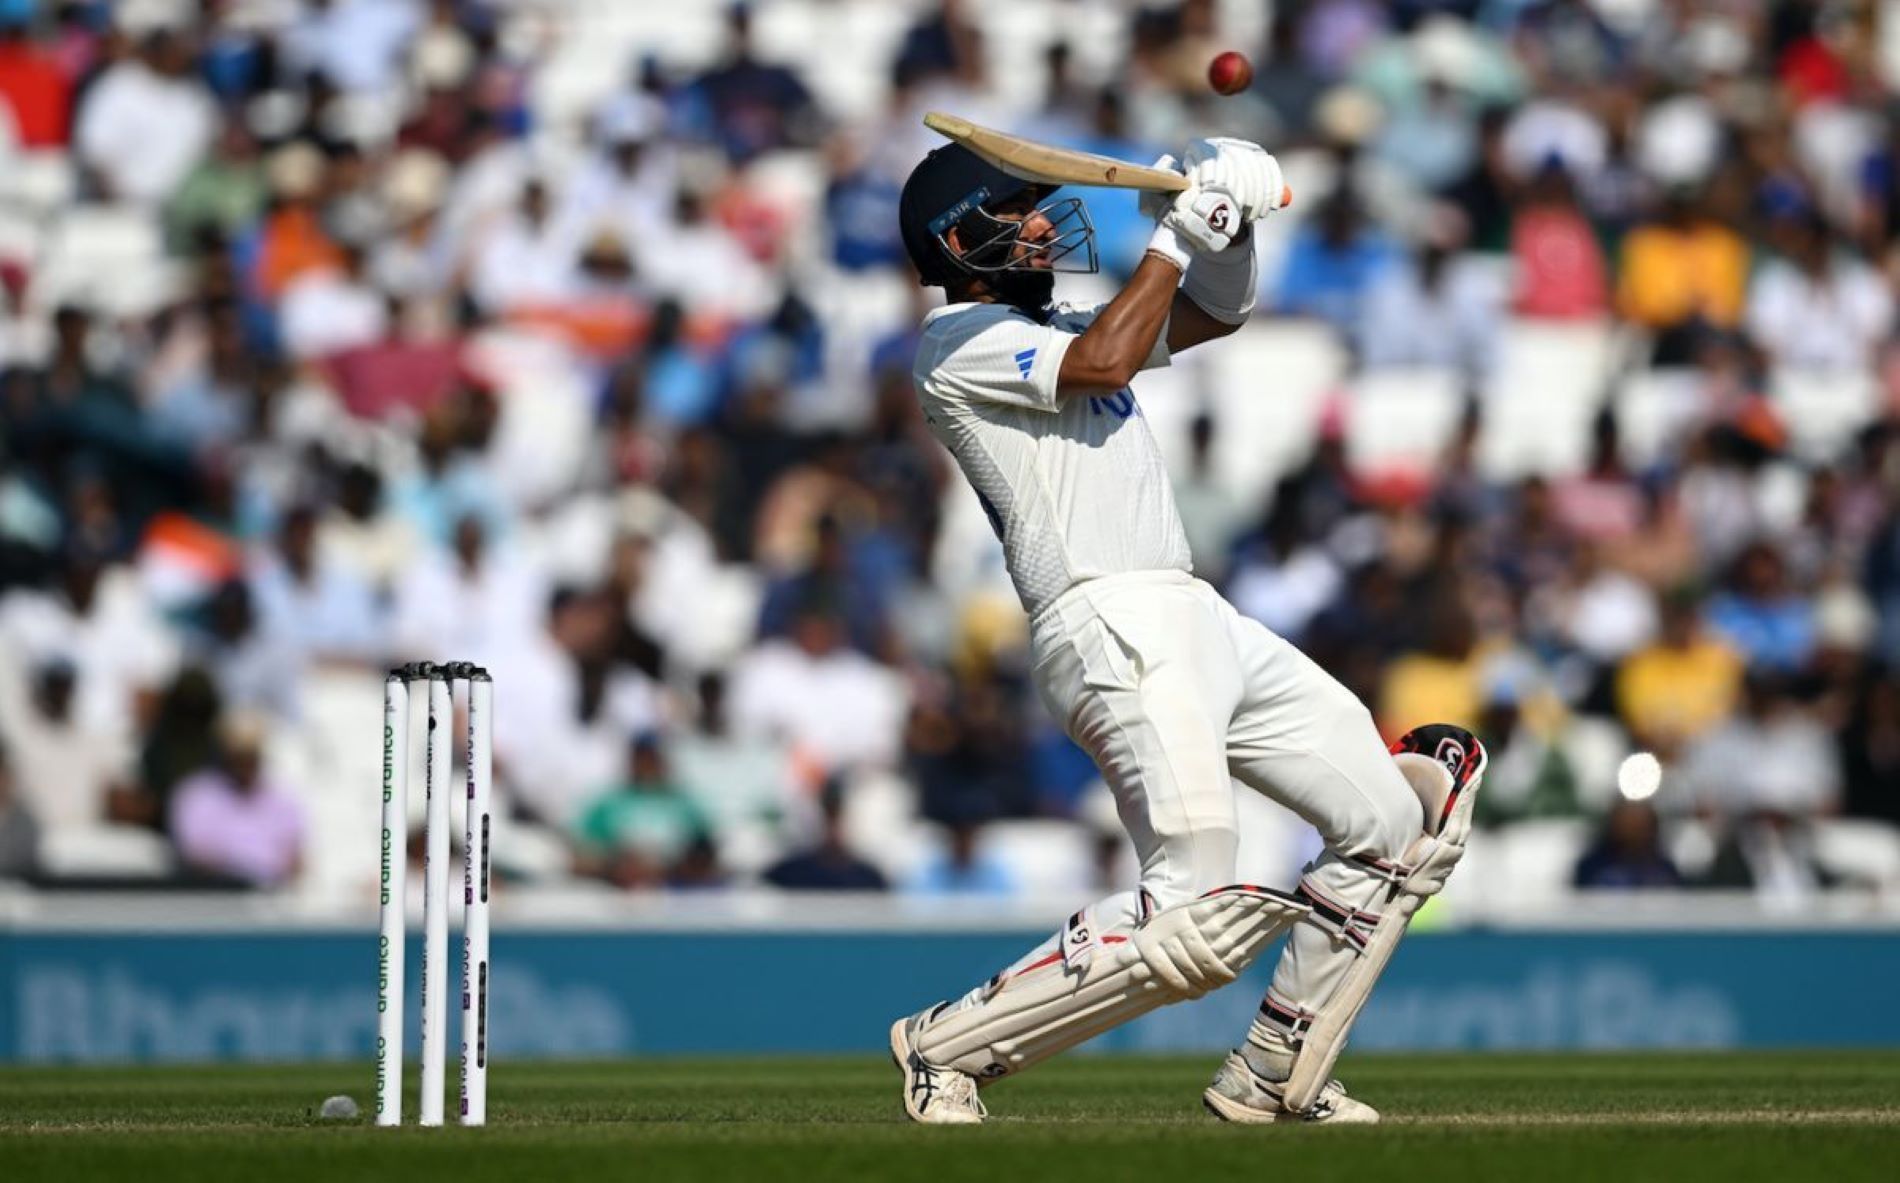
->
[[889, 137, 1488, 1124]]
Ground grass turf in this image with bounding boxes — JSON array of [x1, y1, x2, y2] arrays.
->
[[2, 1053, 1897, 1182]]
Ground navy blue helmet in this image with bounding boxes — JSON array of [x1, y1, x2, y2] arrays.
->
[[898, 143, 1096, 297]]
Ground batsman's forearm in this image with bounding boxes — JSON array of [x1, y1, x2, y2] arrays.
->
[[1055, 255, 1180, 395]]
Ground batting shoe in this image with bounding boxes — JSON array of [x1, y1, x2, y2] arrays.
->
[[1202, 1050, 1380, 1124], [890, 1007, 987, 1125]]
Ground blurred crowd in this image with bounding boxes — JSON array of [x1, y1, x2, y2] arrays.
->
[[1, 0, 1898, 906]]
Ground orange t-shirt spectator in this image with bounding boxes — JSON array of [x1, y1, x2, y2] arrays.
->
[[256, 203, 345, 300], [253, 144, 344, 299]]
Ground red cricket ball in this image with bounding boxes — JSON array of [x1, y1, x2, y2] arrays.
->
[[1208, 51, 1252, 96]]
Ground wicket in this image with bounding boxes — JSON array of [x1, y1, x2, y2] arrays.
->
[[377, 661, 494, 1127]]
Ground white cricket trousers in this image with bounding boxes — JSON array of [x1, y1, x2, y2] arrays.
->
[[977, 569, 1423, 1026]]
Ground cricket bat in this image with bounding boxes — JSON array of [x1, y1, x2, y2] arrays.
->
[[923, 111, 1293, 207], [924, 111, 1189, 193]]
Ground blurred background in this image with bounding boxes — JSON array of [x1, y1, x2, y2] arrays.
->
[[1, 0, 1898, 1064]]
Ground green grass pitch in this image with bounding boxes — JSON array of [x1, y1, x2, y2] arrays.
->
[[3, 1053, 1897, 1182]]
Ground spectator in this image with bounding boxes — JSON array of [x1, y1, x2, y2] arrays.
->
[[563, 93, 677, 252], [248, 504, 384, 666], [13, 308, 178, 544], [666, 834, 729, 891], [1870, 490, 1900, 667], [278, 240, 389, 361], [1377, 591, 1486, 736], [1274, 186, 1400, 333], [634, 185, 775, 321], [367, 149, 453, 298], [1552, 542, 1658, 670], [317, 462, 420, 597], [385, 386, 512, 544], [1510, 162, 1608, 320], [168, 712, 304, 887], [1616, 589, 1745, 752], [1704, 541, 1817, 674], [1355, 210, 1505, 377], [1551, 409, 1644, 544], [137, 668, 223, 822], [1227, 495, 1344, 644], [186, 579, 297, 721], [1684, 670, 1842, 820], [1573, 800, 1683, 889], [1616, 185, 1749, 365], [574, 734, 712, 889], [1746, 213, 1893, 373], [391, 514, 539, 664], [1632, 86, 1723, 192], [1250, 10, 1327, 142], [729, 599, 909, 778], [690, 2, 821, 162], [906, 669, 1029, 822], [671, 671, 793, 833], [282, 0, 423, 96], [1374, 67, 1479, 193], [0, 658, 138, 835], [1675, 422, 1778, 571], [1701, 811, 1836, 905], [1441, 106, 1515, 254], [625, 300, 720, 432], [763, 784, 889, 891], [149, 297, 259, 451], [164, 121, 267, 256], [757, 514, 889, 656], [1501, 94, 1608, 186], [0, 547, 176, 741], [0, 15, 71, 149], [73, 29, 216, 206], [254, 142, 344, 300], [494, 585, 647, 826], [906, 819, 1017, 898], [825, 130, 909, 274], [1471, 684, 1583, 824], [468, 178, 578, 314]]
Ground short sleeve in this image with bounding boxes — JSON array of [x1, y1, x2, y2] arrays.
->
[[1053, 303, 1169, 373], [1056, 300, 1170, 370], [914, 305, 1077, 412]]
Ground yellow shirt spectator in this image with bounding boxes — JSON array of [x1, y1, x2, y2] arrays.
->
[[1379, 643, 1566, 742], [1616, 633, 1745, 746], [1617, 220, 1749, 330], [1379, 653, 1484, 739]]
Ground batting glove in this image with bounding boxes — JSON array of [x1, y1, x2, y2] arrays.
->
[[1146, 182, 1239, 272], [1138, 154, 1184, 221], [1184, 137, 1285, 222]]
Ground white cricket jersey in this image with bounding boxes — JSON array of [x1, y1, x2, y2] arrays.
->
[[913, 300, 1193, 618]]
